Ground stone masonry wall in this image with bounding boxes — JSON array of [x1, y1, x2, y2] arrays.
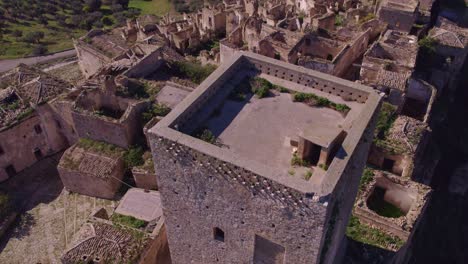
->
[[149, 133, 329, 264]]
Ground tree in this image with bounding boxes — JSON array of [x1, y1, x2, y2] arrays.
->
[[31, 44, 48, 55], [23, 31, 45, 44], [102, 16, 114, 26], [113, 0, 130, 8], [11, 29, 22, 40], [84, 0, 102, 12]]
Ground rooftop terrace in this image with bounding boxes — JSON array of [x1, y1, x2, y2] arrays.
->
[[150, 52, 380, 195]]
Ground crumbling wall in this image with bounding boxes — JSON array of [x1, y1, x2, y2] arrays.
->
[[124, 49, 165, 78], [332, 30, 370, 77], [0, 114, 48, 182], [74, 41, 111, 78], [378, 7, 415, 33]]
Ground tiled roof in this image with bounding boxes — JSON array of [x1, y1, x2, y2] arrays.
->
[[61, 222, 146, 264]]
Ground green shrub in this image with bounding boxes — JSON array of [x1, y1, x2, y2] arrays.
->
[[418, 36, 437, 54], [251, 77, 273, 98], [304, 170, 313, 180], [123, 146, 145, 168], [318, 163, 329, 171], [293, 92, 350, 113], [335, 15, 344, 26], [172, 61, 217, 84], [346, 215, 404, 249], [375, 102, 397, 139], [142, 104, 171, 124], [111, 213, 147, 229], [291, 153, 310, 167], [194, 128, 217, 144]]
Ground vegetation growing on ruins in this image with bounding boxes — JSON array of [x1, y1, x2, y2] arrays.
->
[[116, 79, 152, 99], [291, 153, 310, 167], [170, 60, 217, 84], [142, 103, 171, 124], [374, 102, 397, 139], [0, 192, 11, 220], [77, 138, 125, 157], [418, 36, 438, 54], [359, 167, 374, 191], [123, 146, 145, 168], [334, 15, 344, 27], [229, 77, 290, 101], [373, 103, 407, 154], [367, 191, 406, 218], [359, 13, 376, 24], [195, 128, 217, 144], [303, 170, 313, 180], [0, 0, 142, 58], [293, 92, 350, 113], [346, 215, 404, 250], [137, 152, 155, 173], [111, 213, 147, 229]]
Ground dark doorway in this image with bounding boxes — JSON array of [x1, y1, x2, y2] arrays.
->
[[382, 158, 395, 172], [5, 165, 16, 178], [34, 148, 43, 160], [309, 143, 321, 166], [253, 235, 285, 264]]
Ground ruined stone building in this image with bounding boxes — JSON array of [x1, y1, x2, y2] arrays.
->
[[57, 139, 126, 199], [427, 16, 468, 91], [61, 188, 170, 264], [148, 52, 381, 264], [360, 30, 436, 121], [0, 65, 74, 182]]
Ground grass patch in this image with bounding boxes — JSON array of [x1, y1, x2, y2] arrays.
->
[[77, 138, 125, 157], [142, 103, 171, 124], [111, 213, 147, 229], [293, 92, 350, 113], [374, 102, 397, 139], [123, 146, 145, 168], [194, 128, 217, 144], [346, 215, 404, 249], [291, 153, 310, 167], [170, 61, 217, 84], [359, 167, 374, 191], [129, 0, 174, 16]]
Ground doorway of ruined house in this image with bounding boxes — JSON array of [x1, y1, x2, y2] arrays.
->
[[308, 143, 321, 166], [5, 165, 16, 178], [253, 235, 285, 264], [382, 158, 395, 172], [34, 148, 43, 160]]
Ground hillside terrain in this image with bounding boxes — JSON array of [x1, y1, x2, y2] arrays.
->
[[0, 0, 157, 59]]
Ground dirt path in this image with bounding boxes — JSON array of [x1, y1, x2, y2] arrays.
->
[[0, 49, 76, 73]]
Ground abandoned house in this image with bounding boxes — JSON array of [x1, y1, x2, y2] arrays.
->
[[70, 75, 151, 148], [353, 169, 431, 246], [147, 51, 381, 264], [0, 64, 73, 182], [61, 188, 170, 264], [57, 139, 126, 199], [369, 114, 430, 182], [360, 30, 425, 111], [377, 0, 419, 33]]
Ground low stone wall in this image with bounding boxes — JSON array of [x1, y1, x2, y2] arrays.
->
[[132, 168, 158, 190]]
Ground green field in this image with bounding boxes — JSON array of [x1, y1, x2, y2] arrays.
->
[[0, 0, 175, 59], [129, 0, 174, 16], [0, 20, 86, 59]]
